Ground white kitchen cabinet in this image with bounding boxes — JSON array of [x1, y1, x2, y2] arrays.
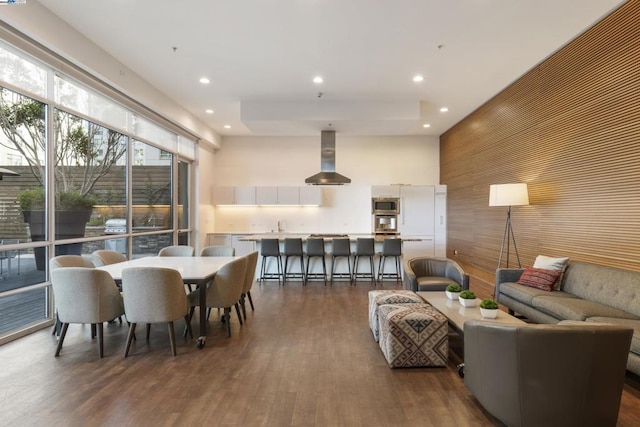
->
[[231, 235, 255, 256], [277, 186, 299, 205], [399, 185, 435, 236], [235, 186, 256, 205], [207, 234, 232, 246], [299, 186, 322, 205], [402, 238, 435, 259], [256, 186, 278, 205], [434, 185, 447, 257], [371, 185, 401, 198], [213, 186, 235, 205], [206, 234, 254, 256], [213, 186, 256, 205]]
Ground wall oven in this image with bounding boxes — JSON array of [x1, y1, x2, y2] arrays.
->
[[372, 197, 400, 215]]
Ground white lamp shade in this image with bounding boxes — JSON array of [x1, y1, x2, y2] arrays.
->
[[489, 183, 529, 207]]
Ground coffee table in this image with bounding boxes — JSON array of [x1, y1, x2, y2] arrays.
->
[[417, 291, 525, 376]]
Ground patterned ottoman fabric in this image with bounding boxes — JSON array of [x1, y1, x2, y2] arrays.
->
[[378, 304, 449, 368], [368, 290, 426, 342]]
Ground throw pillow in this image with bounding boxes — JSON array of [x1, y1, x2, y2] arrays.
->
[[533, 255, 569, 290], [517, 267, 561, 292]]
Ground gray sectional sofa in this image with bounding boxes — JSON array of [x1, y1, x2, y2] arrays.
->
[[496, 261, 640, 376]]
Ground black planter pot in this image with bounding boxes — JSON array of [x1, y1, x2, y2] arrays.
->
[[22, 209, 93, 270]]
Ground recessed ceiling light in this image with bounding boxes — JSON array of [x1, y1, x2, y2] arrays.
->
[[205, 109, 214, 114], [313, 76, 323, 84], [440, 107, 449, 112], [413, 75, 424, 82], [423, 123, 431, 128], [224, 125, 231, 129], [199, 77, 210, 84]]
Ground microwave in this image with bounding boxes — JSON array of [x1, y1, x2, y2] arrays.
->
[[372, 197, 400, 214]]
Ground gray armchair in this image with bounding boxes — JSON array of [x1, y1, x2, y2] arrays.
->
[[403, 256, 469, 292], [50, 267, 125, 358], [464, 320, 633, 427]]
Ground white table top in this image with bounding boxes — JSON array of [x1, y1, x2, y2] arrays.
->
[[97, 256, 237, 284], [417, 291, 526, 332]]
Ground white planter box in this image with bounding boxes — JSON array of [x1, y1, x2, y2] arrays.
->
[[458, 297, 477, 307], [480, 308, 498, 319], [445, 290, 460, 300]]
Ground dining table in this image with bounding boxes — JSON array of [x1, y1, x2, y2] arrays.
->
[[97, 256, 237, 349]]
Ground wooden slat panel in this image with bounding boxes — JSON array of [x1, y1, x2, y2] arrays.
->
[[441, 1, 640, 288]]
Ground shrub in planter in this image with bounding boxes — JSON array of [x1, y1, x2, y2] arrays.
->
[[445, 283, 462, 300], [480, 298, 499, 319], [458, 290, 477, 307]]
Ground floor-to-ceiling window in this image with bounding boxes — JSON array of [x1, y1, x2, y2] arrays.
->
[[0, 40, 196, 344]]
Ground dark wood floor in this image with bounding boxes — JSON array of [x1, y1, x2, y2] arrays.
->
[[1, 280, 639, 426]]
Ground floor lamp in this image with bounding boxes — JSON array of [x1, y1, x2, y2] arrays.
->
[[489, 183, 529, 269]]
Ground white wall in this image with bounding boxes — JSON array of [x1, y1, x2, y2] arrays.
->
[[212, 135, 440, 233]]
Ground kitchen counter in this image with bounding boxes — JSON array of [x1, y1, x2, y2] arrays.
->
[[238, 233, 432, 242]]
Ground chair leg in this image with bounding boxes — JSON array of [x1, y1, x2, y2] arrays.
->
[[167, 321, 177, 356], [247, 291, 254, 311], [146, 324, 151, 340], [224, 307, 231, 337], [184, 314, 193, 339], [369, 256, 375, 285], [234, 302, 244, 325], [91, 323, 97, 339], [124, 323, 137, 357], [240, 294, 247, 320], [55, 323, 69, 357], [97, 323, 104, 358]]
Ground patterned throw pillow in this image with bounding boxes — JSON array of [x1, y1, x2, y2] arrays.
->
[[533, 255, 569, 290], [517, 267, 562, 292]]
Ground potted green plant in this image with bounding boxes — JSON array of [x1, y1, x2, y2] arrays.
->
[[458, 290, 477, 307], [479, 298, 499, 319], [445, 283, 462, 300]]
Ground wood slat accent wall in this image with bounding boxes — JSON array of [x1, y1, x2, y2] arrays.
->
[[440, 1, 640, 290]]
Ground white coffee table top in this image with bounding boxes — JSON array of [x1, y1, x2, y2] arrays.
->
[[417, 291, 526, 332]]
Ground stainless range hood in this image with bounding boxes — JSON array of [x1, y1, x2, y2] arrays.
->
[[305, 130, 351, 185]]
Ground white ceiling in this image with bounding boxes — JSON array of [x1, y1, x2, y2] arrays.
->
[[37, 0, 623, 138]]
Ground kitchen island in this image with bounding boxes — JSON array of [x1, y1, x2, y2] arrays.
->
[[229, 233, 435, 281]]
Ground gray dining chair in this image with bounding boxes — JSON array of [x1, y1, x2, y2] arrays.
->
[[49, 255, 99, 336], [121, 267, 193, 357], [92, 249, 127, 267], [200, 245, 235, 256], [187, 256, 247, 337], [50, 267, 125, 358], [239, 251, 259, 320], [158, 245, 195, 257]]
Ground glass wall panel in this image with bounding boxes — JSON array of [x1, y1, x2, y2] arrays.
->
[[0, 42, 46, 98], [54, 76, 130, 132], [131, 140, 172, 234], [0, 287, 49, 337], [0, 88, 49, 272], [131, 233, 172, 259], [53, 110, 127, 259], [134, 116, 177, 153], [177, 160, 189, 231]]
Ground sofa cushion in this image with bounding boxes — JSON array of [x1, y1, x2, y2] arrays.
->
[[499, 282, 576, 306], [561, 262, 640, 318], [532, 295, 640, 322], [517, 267, 562, 291], [416, 276, 457, 291], [586, 317, 640, 356]]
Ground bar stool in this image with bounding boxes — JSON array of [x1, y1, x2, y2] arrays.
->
[[305, 238, 327, 285], [377, 238, 402, 285], [283, 238, 305, 284], [353, 238, 375, 285], [330, 238, 352, 284], [258, 238, 283, 286]]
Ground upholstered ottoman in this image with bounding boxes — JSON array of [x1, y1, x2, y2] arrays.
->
[[378, 304, 449, 368], [368, 290, 426, 342]]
